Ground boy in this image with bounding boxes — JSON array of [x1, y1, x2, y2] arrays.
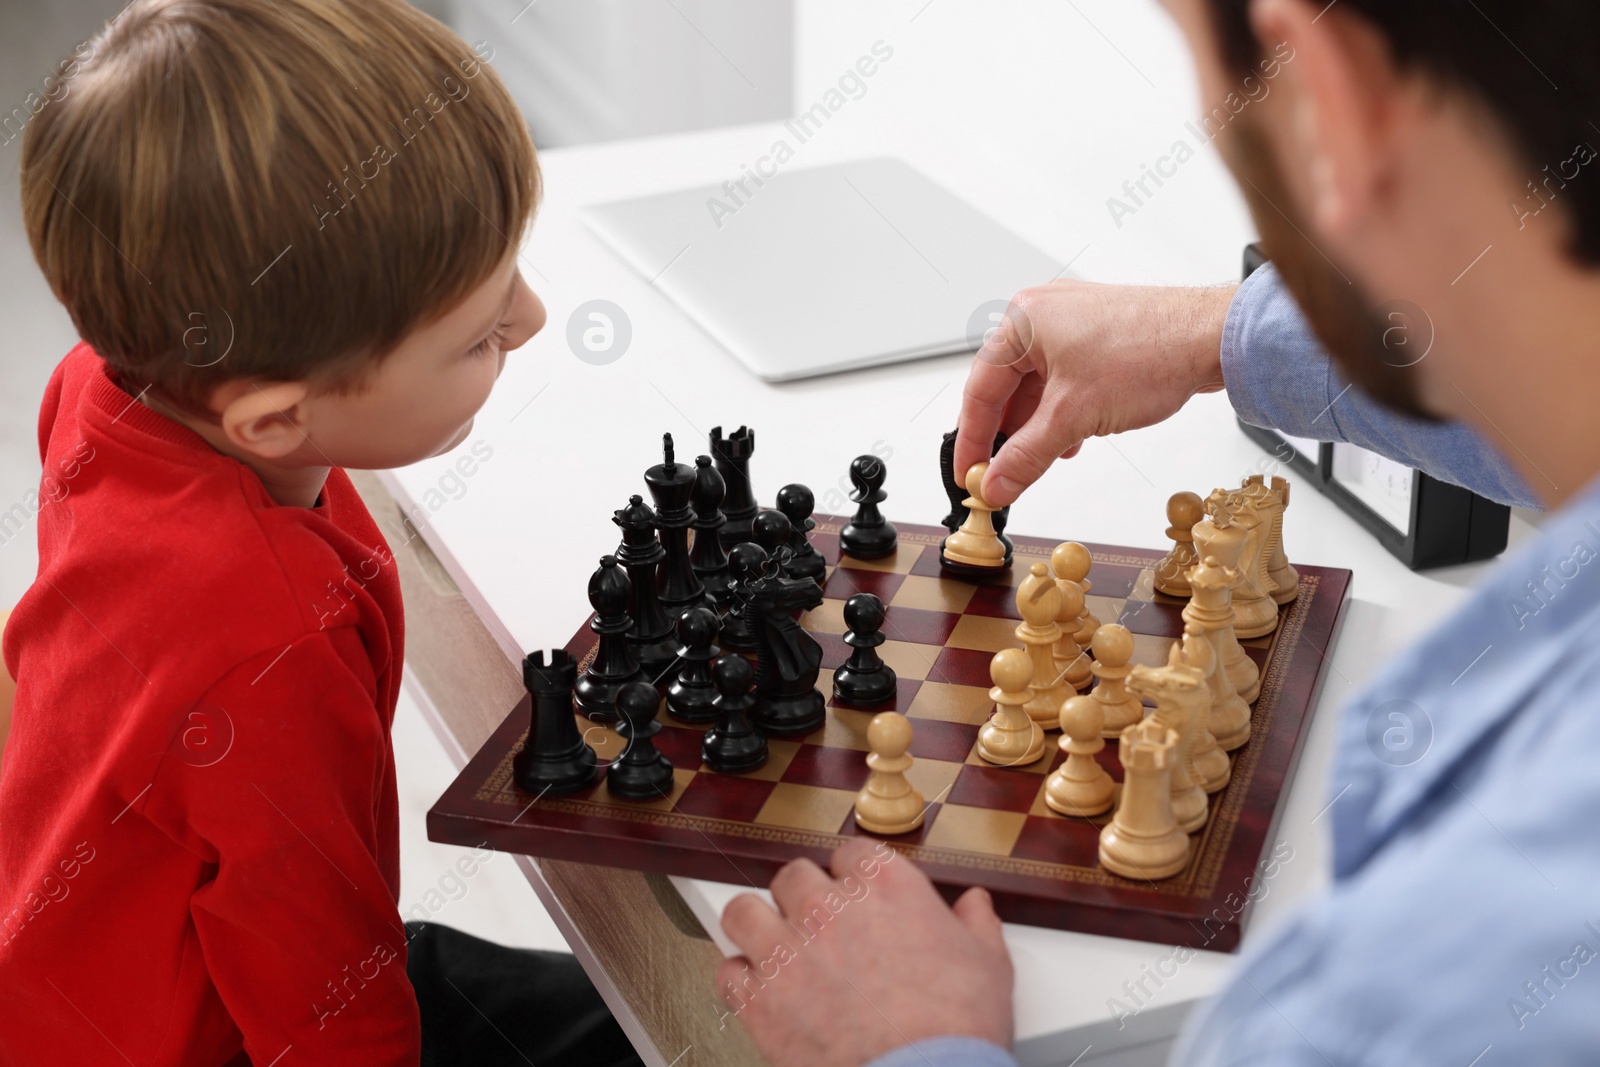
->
[[0, 1, 637, 1064]]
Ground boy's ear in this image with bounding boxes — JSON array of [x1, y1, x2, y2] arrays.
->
[[213, 379, 314, 461]]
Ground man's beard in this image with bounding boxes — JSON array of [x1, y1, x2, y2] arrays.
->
[[1222, 117, 1440, 422]]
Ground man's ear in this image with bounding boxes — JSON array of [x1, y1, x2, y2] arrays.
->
[[212, 379, 314, 460], [1250, 0, 1405, 236]]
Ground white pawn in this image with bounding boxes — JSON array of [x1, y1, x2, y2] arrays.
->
[[854, 712, 925, 835], [942, 462, 1007, 569], [1045, 694, 1116, 817], [1052, 542, 1101, 651], [1052, 577, 1094, 691], [979, 649, 1046, 766], [1089, 623, 1144, 737], [1015, 563, 1069, 729]]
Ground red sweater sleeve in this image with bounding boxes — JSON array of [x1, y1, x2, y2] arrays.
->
[[137, 629, 419, 1065]]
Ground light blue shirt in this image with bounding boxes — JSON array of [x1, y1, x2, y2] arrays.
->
[[872, 267, 1600, 1066]]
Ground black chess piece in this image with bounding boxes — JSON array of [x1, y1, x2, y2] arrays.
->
[[574, 556, 644, 723], [711, 425, 757, 551], [939, 427, 1014, 569], [739, 543, 827, 736], [775, 483, 827, 587], [513, 649, 599, 796], [831, 593, 899, 708], [702, 654, 768, 774], [839, 455, 898, 560], [718, 542, 764, 653], [752, 508, 792, 565], [607, 681, 675, 799], [666, 607, 720, 724], [690, 455, 736, 612], [613, 494, 679, 682], [645, 433, 712, 620]]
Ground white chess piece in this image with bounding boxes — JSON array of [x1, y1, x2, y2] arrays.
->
[[978, 649, 1046, 766], [854, 712, 925, 835]]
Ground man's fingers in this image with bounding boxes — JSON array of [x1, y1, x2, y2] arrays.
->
[[983, 385, 1086, 507], [951, 886, 1007, 953], [955, 356, 1026, 477], [721, 891, 797, 964], [768, 857, 835, 918]]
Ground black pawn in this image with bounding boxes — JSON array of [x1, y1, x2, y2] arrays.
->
[[752, 508, 792, 564], [702, 655, 768, 774], [575, 555, 644, 723], [613, 494, 678, 682], [832, 594, 898, 707], [607, 681, 675, 799], [776, 483, 826, 587], [646, 433, 711, 620], [666, 607, 720, 724], [938, 427, 1014, 568], [690, 456, 736, 611], [718, 542, 765, 652], [711, 425, 757, 551], [513, 649, 599, 796], [840, 455, 898, 560]]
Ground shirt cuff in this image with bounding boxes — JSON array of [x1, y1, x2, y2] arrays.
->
[[864, 1036, 1017, 1067]]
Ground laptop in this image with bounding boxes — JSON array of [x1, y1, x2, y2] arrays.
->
[[581, 157, 1065, 381]]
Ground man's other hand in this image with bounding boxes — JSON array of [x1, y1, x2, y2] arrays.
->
[[716, 839, 1014, 1067], [954, 281, 1237, 508]]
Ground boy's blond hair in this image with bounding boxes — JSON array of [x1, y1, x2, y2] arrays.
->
[[20, 0, 539, 419]]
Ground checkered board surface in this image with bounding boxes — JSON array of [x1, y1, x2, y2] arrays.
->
[[428, 515, 1350, 950]]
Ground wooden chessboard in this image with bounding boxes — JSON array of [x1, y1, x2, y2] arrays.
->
[[427, 515, 1350, 951]]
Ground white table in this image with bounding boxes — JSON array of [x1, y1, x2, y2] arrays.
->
[[377, 114, 1533, 1066]]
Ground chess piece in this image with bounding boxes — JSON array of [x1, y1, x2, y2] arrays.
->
[[1016, 563, 1070, 729], [854, 712, 925, 835], [702, 654, 768, 774], [978, 648, 1046, 766], [1191, 497, 1262, 703], [711, 425, 757, 551], [606, 681, 676, 799], [1051, 542, 1100, 650], [513, 649, 599, 796], [832, 593, 899, 707], [939, 427, 1014, 566], [1088, 623, 1144, 737], [740, 543, 827, 736], [752, 509, 793, 567], [1244, 474, 1299, 604], [665, 607, 720, 724], [1175, 636, 1231, 793], [1154, 491, 1204, 597], [1184, 554, 1254, 751], [840, 455, 898, 560], [690, 455, 736, 612], [1127, 662, 1209, 834], [1045, 694, 1115, 817], [1050, 570, 1094, 691], [941, 462, 1008, 573], [612, 495, 679, 682], [645, 433, 712, 620], [775, 483, 827, 587], [1098, 718, 1191, 880], [1220, 486, 1279, 639], [574, 555, 644, 723], [718, 542, 764, 653]]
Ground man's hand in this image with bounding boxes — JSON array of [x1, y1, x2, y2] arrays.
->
[[954, 280, 1238, 507], [716, 839, 1014, 1067]]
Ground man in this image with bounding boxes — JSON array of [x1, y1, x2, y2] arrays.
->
[[716, 0, 1600, 1063]]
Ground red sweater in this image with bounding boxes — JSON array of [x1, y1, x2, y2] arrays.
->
[[0, 345, 417, 1065]]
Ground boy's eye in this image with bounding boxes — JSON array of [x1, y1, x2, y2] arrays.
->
[[467, 321, 510, 358]]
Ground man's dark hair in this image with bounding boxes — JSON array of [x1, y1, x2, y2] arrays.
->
[[1207, 1, 1600, 264]]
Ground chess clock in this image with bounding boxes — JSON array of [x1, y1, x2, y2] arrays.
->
[[1233, 244, 1511, 570]]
